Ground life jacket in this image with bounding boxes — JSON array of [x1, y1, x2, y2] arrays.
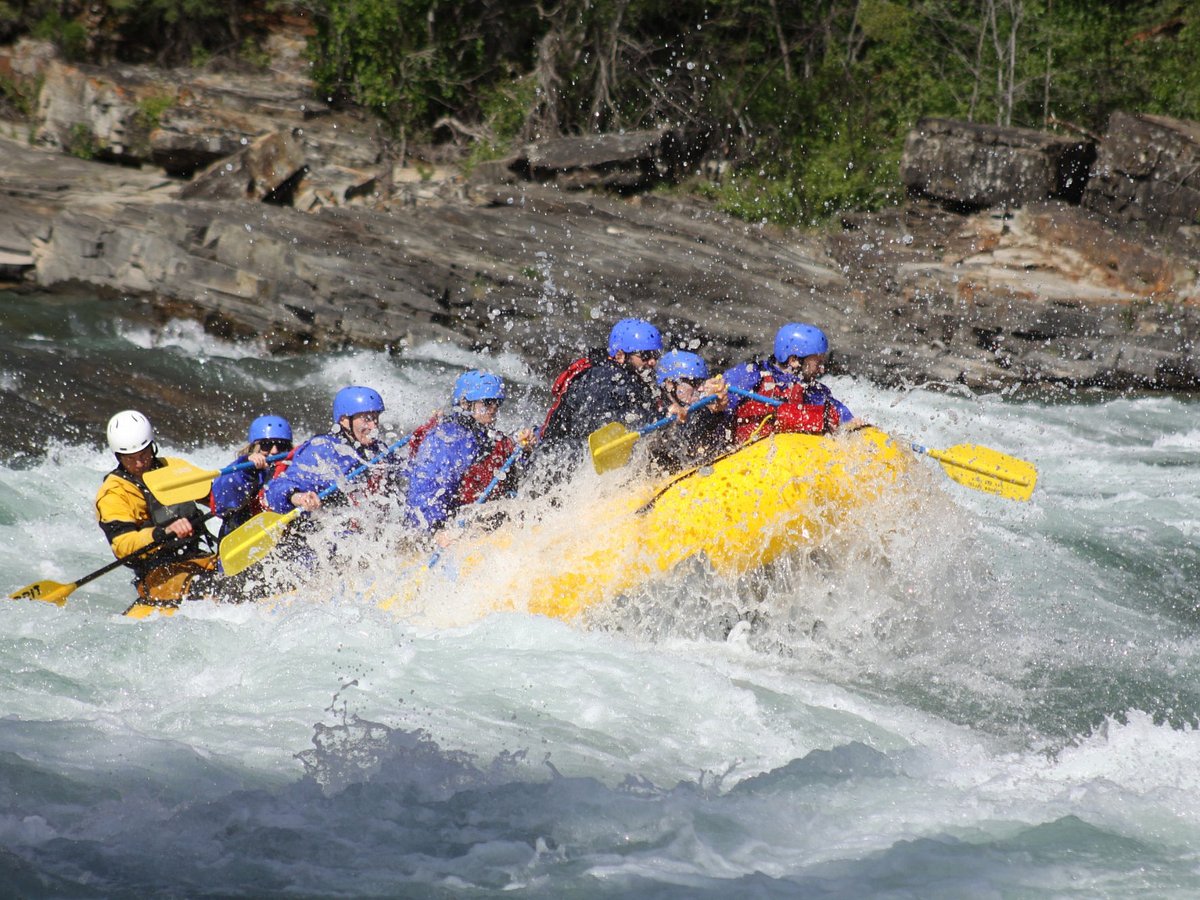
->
[[407, 413, 443, 458], [107, 465, 207, 534], [537, 354, 596, 441], [459, 433, 518, 504], [99, 463, 215, 584], [732, 367, 840, 444], [411, 412, 517, 506]]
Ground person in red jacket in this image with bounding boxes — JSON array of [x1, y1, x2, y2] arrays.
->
[[722, 323, 854, 444]]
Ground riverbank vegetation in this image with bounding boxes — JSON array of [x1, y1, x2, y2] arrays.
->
[[5, 1, 1198, 224]]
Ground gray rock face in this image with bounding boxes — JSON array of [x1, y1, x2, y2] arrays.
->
[[1083, 111, 1200, 235], [1, 44, 1198, 397], [901, 117, 1096, 208]]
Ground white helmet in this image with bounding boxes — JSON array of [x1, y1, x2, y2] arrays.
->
[[106, 410, 155, 455]]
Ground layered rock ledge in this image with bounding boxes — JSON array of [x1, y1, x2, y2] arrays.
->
[[1, 43, 1198, 396]]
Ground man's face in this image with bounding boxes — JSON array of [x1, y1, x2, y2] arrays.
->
[[117, 445, 155, 478], [616, 349, 660, 382], [783, 353, 826, 381], [343, 410, 380, 444], [665, 378, 702, 405], [466, 398, 501, 427]]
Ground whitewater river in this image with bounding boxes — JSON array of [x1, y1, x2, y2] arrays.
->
[[2, 291, 1199, 897]]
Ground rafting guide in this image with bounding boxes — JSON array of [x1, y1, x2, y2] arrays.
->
[[94, 410, 219, 606]]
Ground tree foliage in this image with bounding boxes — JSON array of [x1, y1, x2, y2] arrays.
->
[[307, 0, 1200, 222], [10, 0, 1200, 223]]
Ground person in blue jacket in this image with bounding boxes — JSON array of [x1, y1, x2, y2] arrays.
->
[[263, 385, 396, 516], [650, 350, 732, 473], [210, 415, 292, 542], [405, 370, 528, 535], [722, 323, 854, 444], [535, 317, 663, 472]]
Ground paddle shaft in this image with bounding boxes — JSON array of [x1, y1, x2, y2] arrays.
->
[[201, 452, 289, 485], [729, 385, 1034, 496], [727, 385, 782, 406], [477, 444, 525, 504], [10, 511, 217, 603], [643, 394, 720, 436], [312, 434, 412, 505]]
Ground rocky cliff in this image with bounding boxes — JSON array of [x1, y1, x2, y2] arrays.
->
[[1, 38, 1197, 397]]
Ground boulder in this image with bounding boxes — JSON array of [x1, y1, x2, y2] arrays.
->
[[34, 60, 169, 163], [1083, 111, 1200, 236], [31, 57, 382, 179], [901, 117, 1096, 209], [512, 128, 696, 191], [180, 130, 307, 202]]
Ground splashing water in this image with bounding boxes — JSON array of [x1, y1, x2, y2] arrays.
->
[[3, 292, 1200, 896]]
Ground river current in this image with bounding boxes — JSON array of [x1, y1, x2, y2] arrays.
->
[[2, 291, 1199, 897]]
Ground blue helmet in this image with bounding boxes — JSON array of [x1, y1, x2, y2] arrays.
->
[[773, 323, 829, 363], [608, 318, 663, 357], [332, 385, 385, 421], [452, 370, 506, 405], [247, 415, 292, 444], [656, 350, 708, 385]]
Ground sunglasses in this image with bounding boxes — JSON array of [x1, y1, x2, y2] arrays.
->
[[256, 440, 293, 452], [631, 350, 661, 362]]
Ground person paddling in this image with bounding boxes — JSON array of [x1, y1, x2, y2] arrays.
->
[[650, 349, 733, 472], [723, 323, 854, 444], [210, 415, 293, 543], [95, 410, 218, 606], [405, 370, 531, 539], [262, 386, 398, 518], [534, 317, 664, 475]]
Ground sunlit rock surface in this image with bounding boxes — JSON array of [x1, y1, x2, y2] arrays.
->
[[0, 42, 1197, 393]]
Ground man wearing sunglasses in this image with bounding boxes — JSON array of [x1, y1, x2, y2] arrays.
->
[[210, 414, 293, 543], [650, 350, 733, 473], [535, 317, 665, 473]]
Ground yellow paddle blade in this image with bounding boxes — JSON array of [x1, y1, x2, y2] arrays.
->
[[143, 459, 221, 505], [219, 509, 299, 577], [8, 580, 72, 606], [123, 601, 179, 619], [926, 443, 1038, 502], [588, 422, 639, 474]]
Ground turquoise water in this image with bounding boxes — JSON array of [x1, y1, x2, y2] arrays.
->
[[2, 292, 1199, 897]]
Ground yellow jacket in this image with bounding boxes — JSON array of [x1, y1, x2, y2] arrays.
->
[[95, 458, 216, 601], [95, 468, 161, 559]]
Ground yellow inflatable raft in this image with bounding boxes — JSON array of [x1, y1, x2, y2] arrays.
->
[[395, 425, 912, 622]]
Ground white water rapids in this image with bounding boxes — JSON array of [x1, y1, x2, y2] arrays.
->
[[2, 299, 1200, 897]]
